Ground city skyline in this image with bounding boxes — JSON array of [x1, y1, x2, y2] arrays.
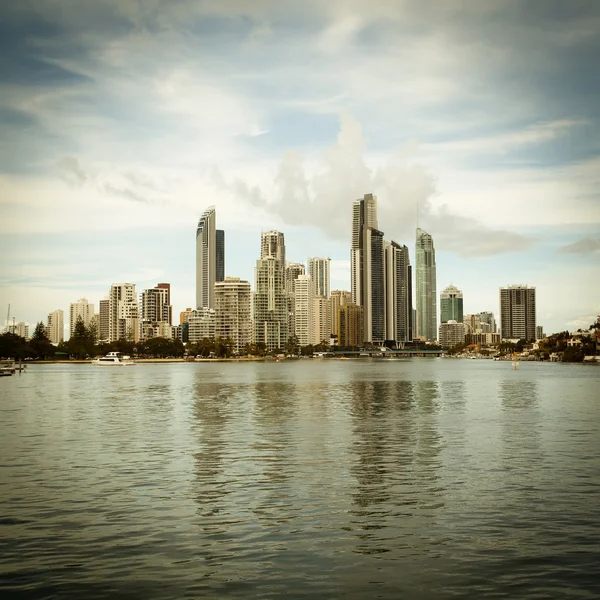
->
[[1, 2, 599, 334]]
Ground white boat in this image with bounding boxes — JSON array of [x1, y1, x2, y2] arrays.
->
[[92, 352, 135, 366]]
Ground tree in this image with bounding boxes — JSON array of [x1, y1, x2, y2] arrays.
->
[[29, 322, 55, 359], [0, 333, 32, 359]]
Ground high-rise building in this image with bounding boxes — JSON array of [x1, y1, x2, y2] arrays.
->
[[188, 307, 216, 343], [98, 299, 110, 342], [338, 303, 364, 348], [108, 283, 139, 343], [216, 229, 225, 283], [440, 285, 463, 324], [415, 228, 437, 341], [285, 262, 306, 339], [384, 241, 413, 344], [439, 320, 466, 348], [478, 311, 496, 333], [196, 207, 217, 309], [140, 284, 172, 339], [254, 235, 288, 351], [293, 274, 314, 347], [313, 296, 330, 345], [351, 194, 385, 344], [329, 290, 352, 337], [46, 309, 64, 344], [500, 285, 536, 340], [536, 325, 544, 340], [214, 277, 252, 354], [261, 230, 286, 266], [69, 298, 94, 338], [308, 257, 331, 298]]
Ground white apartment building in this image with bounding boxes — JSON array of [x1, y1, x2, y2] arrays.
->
[[439, 320, 465, 348], [312, 296, 331, 345], [109, 284, 139, 343], [214, 277, 252, 354], [188, 307, 216, 343], [69, 298, 95, 338], [308, 257, 331, 299], [294, 275, 314, 347], [46, 309, 64, 344]]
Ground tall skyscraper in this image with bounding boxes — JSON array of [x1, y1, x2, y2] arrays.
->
[[415, 228, 437, 341], [308, 257, 331, 298], [196, 207, 217, 309], [69, 298, 94, 338], [312, 296, 331, 345], [293, 274, 314, 347], [254, 231, 288, 351], [500, 285, 536, 340], [285, 262, 306, 340], [108, 283, 139, 343], [440, 285, 463, 324], [214, 277, 251, 354], [384, 241, 413, 344], [351, 193, 385, 344], [46, 309, 64, 344], [216, 229, 225, 283]]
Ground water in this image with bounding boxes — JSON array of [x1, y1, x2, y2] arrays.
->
[[1, 359, 599, 599]]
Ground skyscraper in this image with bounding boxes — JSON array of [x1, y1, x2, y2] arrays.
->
[[351, 193, 385, 344], [46, 309, 64, 344], [69, 298, 94, 338], [214, 277, 251, 354], [108, 283, 139, 343], [338, 303, 364, 348], [308, 257, 331, 298], [293, 274, 314, 347], [196, 207, 217, 309], [285, 262, 306, 339], [384, 241, 413, 344], [329, 290, 352, 338], [415, 228, 437, 341], [216, 229, 225, 283], [140, 284, 172, 339], [99, 299, 110, 342], [500, 285, 536, 340], [254, 231, 288, 351], [440, 285, 463, 324]]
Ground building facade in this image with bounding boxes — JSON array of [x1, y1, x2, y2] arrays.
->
[[69, 298, 95, 338], [351, 193, 384, 343], [8, 321, 29, 339], [188, 307, 216, 343], [440, 285, 463, 324], [285, 262, 306, 339], [478, 311, 496, 333], [384, 241, 413, 344], [216, 229, 225, 283], [196, 207, 218, 309], [293, 274, 314, 347], [438, 320, 465, 348], [312, 296, 330, 345], [214, 277, 252, 354], [329, 290, 352, 337], [98, 299, 110, 342], [499, 285, 536, 341], [108, 283, 139, 343], [254, 254, 288, 352], [308, 257, 331, 299], [46, 309, 64, 344], [415, 228, 437, 341], [338, 303, 364, 348]]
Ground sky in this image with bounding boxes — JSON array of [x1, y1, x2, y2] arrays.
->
[[1, 0, 599, 337]]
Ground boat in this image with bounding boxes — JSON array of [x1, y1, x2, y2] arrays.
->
[[91, 352, 135, 366]]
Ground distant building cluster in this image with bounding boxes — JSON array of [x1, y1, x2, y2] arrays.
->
[[5, 195, 543, 351]]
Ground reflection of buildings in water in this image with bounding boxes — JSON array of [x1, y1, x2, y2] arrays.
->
[[439, 380, 467, 411], [191, 379, 234, 519], [250, 382, 299, 528], [348, 377, 445, 556]]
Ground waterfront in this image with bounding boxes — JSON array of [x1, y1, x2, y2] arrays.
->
[[1, 360, 599, 599]]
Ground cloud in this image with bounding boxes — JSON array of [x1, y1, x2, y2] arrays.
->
[[558, 237, 600, 254], [57, 155, 87, 187]]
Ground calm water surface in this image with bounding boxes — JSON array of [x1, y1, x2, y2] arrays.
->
[[1, 359, 599, 599]]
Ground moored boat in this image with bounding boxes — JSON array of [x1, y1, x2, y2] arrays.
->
[[91, 352, 135, 366]]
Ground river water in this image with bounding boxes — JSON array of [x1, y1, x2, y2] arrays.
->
[[1, 359, 599, 599]]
